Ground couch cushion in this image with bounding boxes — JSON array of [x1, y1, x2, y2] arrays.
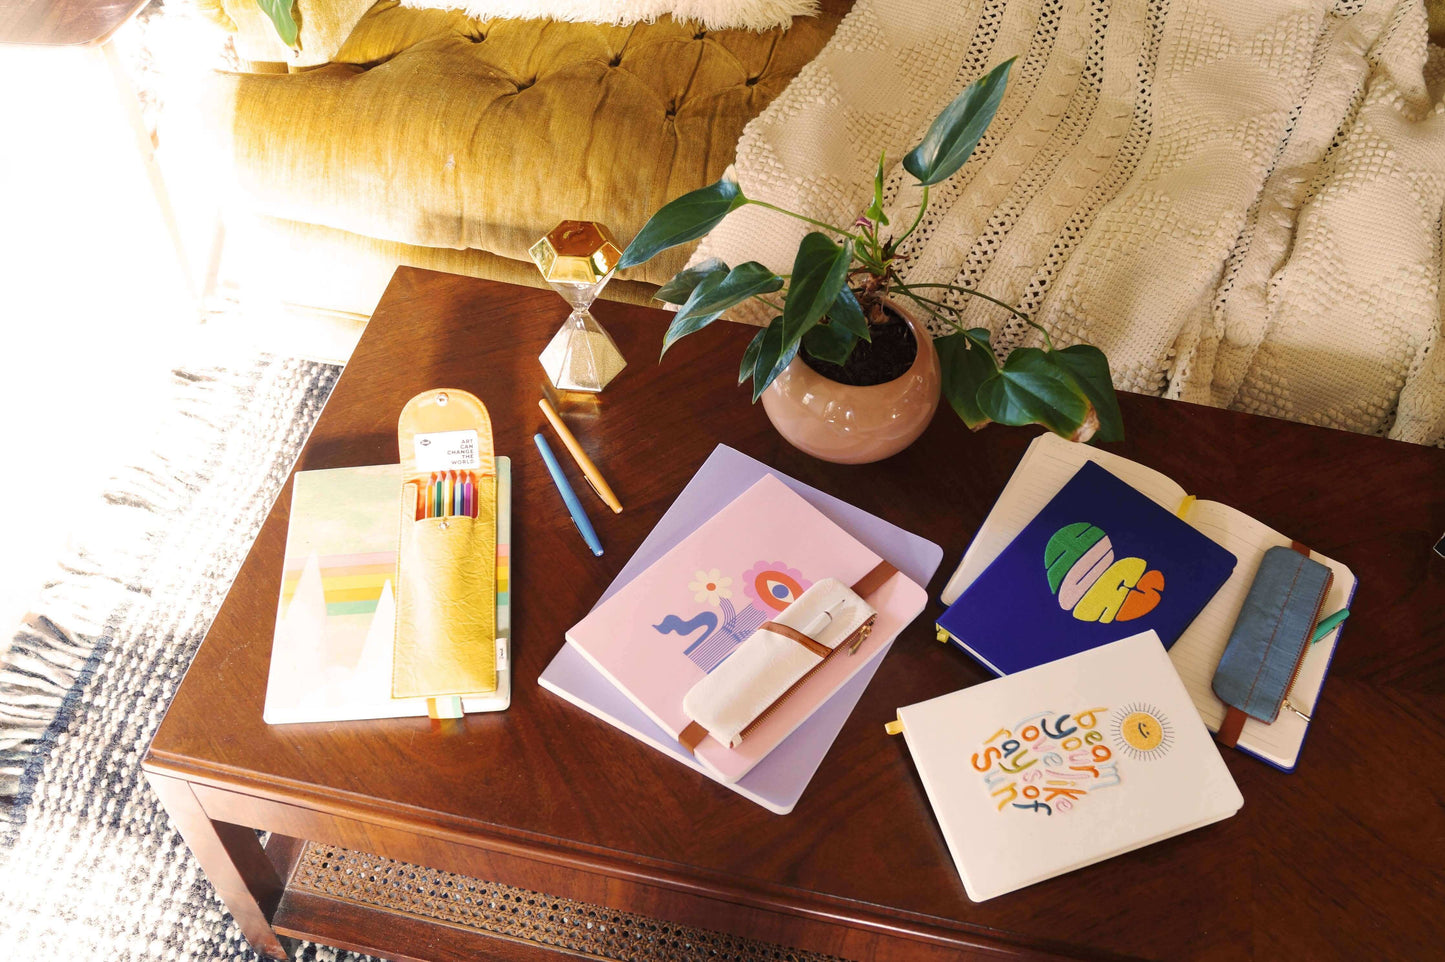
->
[[206, 2, 843, 285], [397, 0, 818, 32]]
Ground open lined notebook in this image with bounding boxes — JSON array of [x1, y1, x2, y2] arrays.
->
[[941, 434, 1355, 771]]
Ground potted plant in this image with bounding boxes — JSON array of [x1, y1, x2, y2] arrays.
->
[[617, 59, 1123, 463]]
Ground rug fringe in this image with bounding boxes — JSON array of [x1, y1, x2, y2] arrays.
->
[[0, 357, 337, 825]]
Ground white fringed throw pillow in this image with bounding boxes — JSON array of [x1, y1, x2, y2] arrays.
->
[[396, 0, 818, 30]]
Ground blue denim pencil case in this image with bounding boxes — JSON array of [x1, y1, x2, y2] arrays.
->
[[1212, 545, 1333, 748]]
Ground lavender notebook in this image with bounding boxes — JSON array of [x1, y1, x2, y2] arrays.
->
[[538, 444, 942, 813]]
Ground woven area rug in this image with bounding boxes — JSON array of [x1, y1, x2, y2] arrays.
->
[[0, 353, 357, 961]]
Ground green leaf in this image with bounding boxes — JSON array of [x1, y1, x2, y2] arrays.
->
[[935, 329, 999, 429], [661, 262, 784, 357], [752, 315, 801, 401], [829, 286, 870, 341], [903, 58, 1013, 187], [656, 258, 727, 305], [781, 233, 853, 350], [257, 0, 299, 47], [864, 150, 890, 226], [802, 321, 860, 367], [618, 177, 747, 269], [739, 326, 767, 385], [1052, 344, 1124, 443], [976, 347, 1091, 437]]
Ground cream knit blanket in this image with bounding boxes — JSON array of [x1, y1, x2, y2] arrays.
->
[[698, 0, 1445, 444]]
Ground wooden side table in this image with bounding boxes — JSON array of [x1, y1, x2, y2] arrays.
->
[[143, 270, 1445, 962]]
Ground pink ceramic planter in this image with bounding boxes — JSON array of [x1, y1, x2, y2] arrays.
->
[[761, 301, 942, 464]]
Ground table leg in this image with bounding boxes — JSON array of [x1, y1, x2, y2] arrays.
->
[[145, 771, 290, 961]]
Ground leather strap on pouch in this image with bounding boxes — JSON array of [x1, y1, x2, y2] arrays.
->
[[851, 560, 898, 599], [1218, 706, 1248, 748]]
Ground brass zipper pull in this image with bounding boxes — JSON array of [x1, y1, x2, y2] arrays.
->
[[848, 617, 875, 654]]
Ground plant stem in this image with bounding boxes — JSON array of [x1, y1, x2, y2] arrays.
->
[[897, 292, 997, 355], [899, 282, 1054, 349], [890, 185, 930, 252], [752, 294, 785, 312], [898, 291, 969, 334], [744, 199, 861, 241]]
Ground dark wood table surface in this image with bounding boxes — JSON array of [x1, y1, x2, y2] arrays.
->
[[143, 268, 1445, 962]]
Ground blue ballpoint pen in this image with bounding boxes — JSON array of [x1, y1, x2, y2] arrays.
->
[[534, 433, 604, 556]]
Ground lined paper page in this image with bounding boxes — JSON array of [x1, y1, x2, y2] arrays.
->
[[1171, 502, 1355, 769], [939, 434, 1187, 604]]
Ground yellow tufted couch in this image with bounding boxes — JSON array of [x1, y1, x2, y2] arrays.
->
[[195, 0, 850, 315]]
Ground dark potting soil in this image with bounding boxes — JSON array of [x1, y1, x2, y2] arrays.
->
[[801, 313, 918, 386]]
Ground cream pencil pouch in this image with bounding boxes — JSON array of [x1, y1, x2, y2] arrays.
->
[[681, 577, 877, 750], [392, 388, 498, 700]]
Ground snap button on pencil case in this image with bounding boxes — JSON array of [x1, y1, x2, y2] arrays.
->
[[392, 389, 499, 700], [1211, 544, 1332, 747], [680, 577, 878, 751]]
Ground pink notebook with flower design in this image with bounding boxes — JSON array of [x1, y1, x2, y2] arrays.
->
[[566, 473, 927, 783]]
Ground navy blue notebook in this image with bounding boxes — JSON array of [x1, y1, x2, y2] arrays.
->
[[938, 461, 1237, 675]]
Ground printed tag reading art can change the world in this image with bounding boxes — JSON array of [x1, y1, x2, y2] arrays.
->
[[413, 430, 481, 473]]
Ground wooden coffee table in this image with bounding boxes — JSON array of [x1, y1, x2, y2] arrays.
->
[[143, 268, 1445, 961]]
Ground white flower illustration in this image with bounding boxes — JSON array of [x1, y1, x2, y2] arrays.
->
[[688, 568, 733, 607]]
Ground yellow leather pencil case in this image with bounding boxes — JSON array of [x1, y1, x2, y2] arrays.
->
[[392, 388, 499, 700]]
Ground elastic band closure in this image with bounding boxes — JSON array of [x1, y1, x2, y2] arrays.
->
[[1218, 705, 1247, 747], [679, 721, 708, 752], [851, 560, 898, 598]]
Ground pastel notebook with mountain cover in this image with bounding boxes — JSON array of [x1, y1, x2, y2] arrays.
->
[[565, 472, 928, 784], [264, 461, 512, 724], [889, 631, 1243, 902], [940, 432, 1357, 771], [938, 460, 1237, 674]]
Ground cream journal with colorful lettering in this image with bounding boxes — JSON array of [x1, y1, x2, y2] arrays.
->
[[890, 631, 1242, 902]]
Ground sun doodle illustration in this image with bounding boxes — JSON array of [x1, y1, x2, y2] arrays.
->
[[1110, 702, 1175, 761]]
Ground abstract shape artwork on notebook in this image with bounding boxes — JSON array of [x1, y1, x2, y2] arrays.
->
[[938, 461, 1237, 676], [656, 562, 807, 672], [1045, 523, 1164, 622]]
